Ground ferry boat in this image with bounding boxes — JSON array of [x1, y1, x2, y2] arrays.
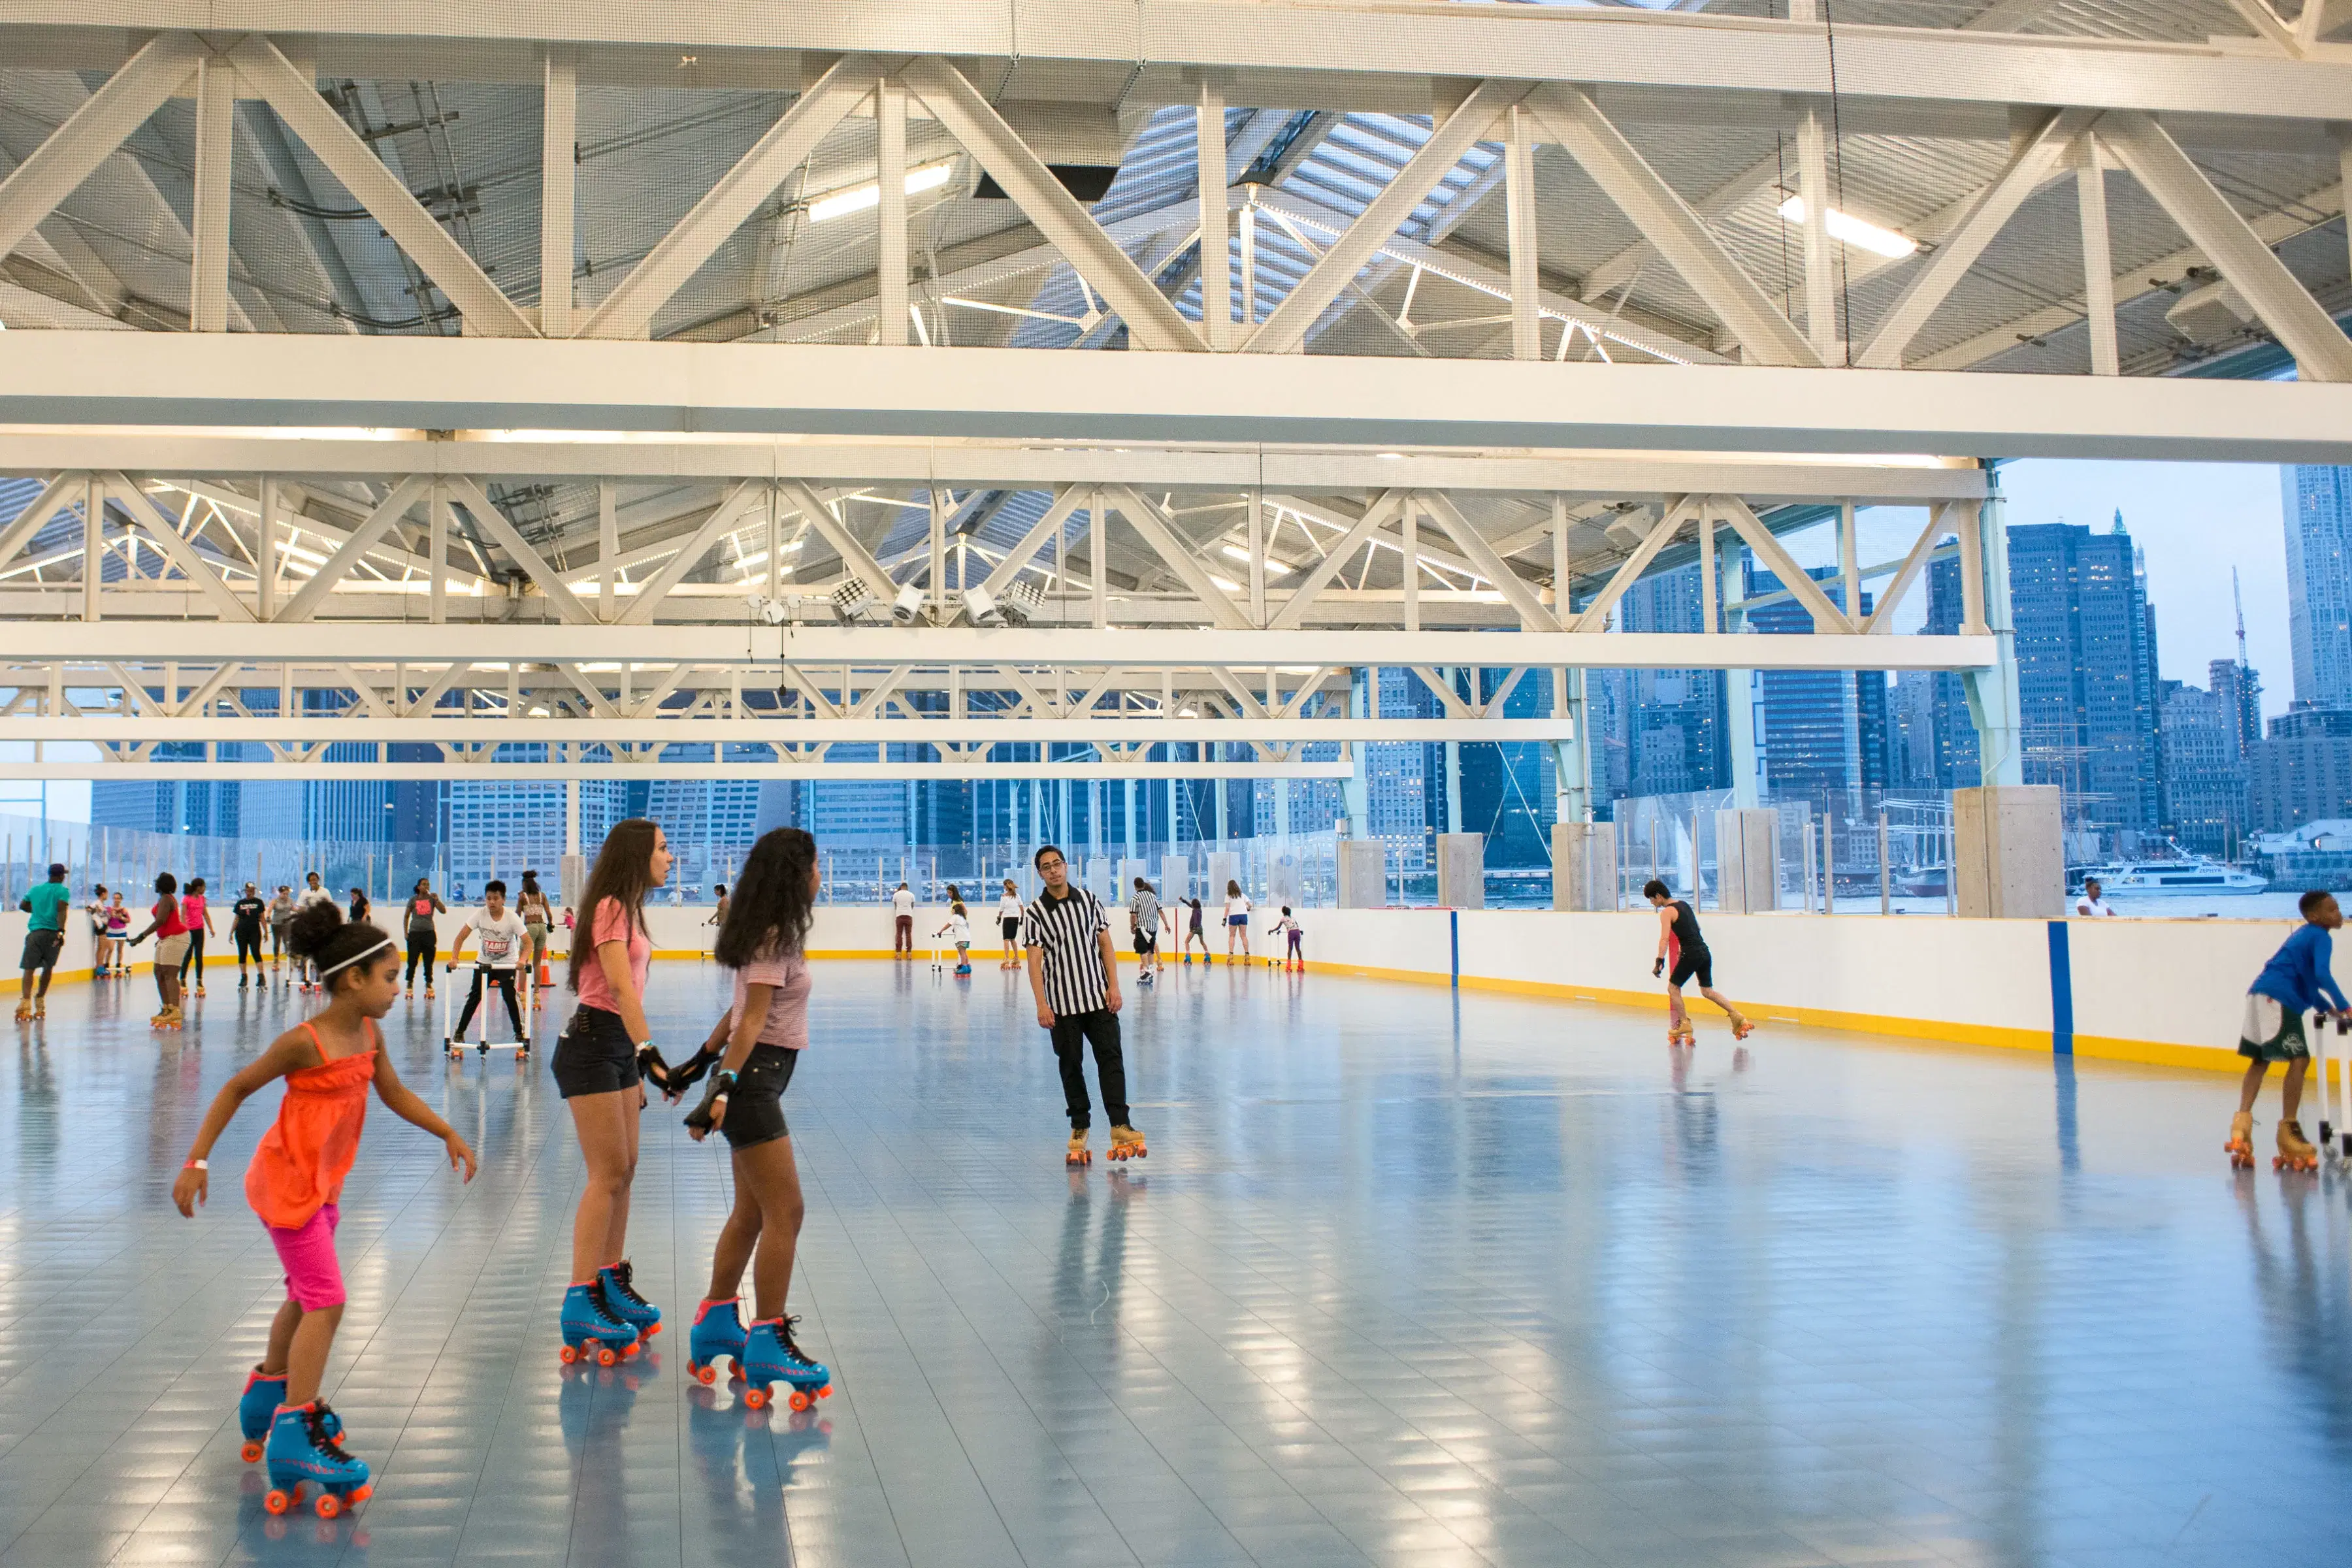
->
[[2073, 857, 2267, 896]]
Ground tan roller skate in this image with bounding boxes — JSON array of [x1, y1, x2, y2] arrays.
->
[[2226, 1110, 2256, 1168], [1667, 1021, 1694, 1046], [152, 1005, 183, 1030], [11, 1000, 30, 1023], [1066, 1130, 1092, 1167], [1107, 1124, 1147, 1162], [2274, 1118, 2318, 1173]]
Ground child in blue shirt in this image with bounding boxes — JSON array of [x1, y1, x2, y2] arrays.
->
[[2230, 889, 2349, 1171]]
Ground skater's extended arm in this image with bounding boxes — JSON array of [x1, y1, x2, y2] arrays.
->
[[170, 1032, 325, 1215], [446, 923, 474, 968], [2309, 928, 2351, 1015], [594, 936, 653, 1046], [684, 985, 776, 1139], [1653, 906, 1674, 970], [370, 1050, 478, 1183]]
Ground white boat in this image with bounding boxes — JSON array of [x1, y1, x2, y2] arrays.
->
[[2075, 857, 2267, 896]]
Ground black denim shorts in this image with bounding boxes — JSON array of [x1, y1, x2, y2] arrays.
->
[[715, 1044, 799, 1151], [552, 1004, 640, 1099]]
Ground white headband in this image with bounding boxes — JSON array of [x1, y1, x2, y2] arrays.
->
[[318, 934, 394, 978]]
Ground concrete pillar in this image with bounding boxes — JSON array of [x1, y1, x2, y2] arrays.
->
[[1952, 784, 2063, 917], [1160, 854, 1190, 906], [1337, 839, 1387, 908], [1552, 821, 1617, 911], [1714, 808, 1781, 913], [1435, 832, 1484, 908]]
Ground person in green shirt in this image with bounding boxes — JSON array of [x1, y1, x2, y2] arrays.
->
[[17, 862, 71, 1021]]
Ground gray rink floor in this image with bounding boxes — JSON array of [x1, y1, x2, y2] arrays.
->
[[0, 955, 2349, 1567]]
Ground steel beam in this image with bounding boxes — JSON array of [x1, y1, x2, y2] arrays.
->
[[0, 32, 201, 263], [18, 333, 2347, 461], [0, 623, 1998, 671], [9, 10, 2350, 125], [227, 37, 536, 339], [574, 55, 872, 340]]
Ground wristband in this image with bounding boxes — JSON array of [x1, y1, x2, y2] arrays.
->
[[184, 1158, 207, 1171], [715, 1069, 739, 1090]]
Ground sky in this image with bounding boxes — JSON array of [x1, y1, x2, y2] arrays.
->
[[0, 459, 2311, 825]]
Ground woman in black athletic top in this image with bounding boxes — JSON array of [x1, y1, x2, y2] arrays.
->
[[1643, 879, 1754, 1045]]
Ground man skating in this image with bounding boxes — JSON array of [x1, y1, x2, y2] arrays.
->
[[2229, 889, 2349, 1173], [16, 862, 69, 1021], [1644, 879, 1754, 1045], [1024, 845, 1145, 1166]]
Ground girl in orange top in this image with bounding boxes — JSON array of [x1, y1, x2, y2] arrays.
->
[[172, 902, 476, 1511]]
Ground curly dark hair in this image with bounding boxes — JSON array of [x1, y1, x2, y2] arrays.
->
[[568, 818, 664, 993], [286, 901, 393, 990], [715, 827, 817, 970]]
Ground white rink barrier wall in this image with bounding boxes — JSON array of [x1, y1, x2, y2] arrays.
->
[[8, 900, 2332, 1075]]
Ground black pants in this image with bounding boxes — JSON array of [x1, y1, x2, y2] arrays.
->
[[1050, 1009, 1128, 1132], [233, 927, 263, 964], [179, 926, 205, 980], [456, 968, 523, 1041], [405, 932, 436, 987]]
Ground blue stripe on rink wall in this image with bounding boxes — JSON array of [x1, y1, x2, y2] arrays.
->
[[1450, 909, 1460, 989], [2047, 920, 2074, 1056]]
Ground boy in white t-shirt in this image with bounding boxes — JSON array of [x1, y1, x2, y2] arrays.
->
[[448, 879, 529, 1047]]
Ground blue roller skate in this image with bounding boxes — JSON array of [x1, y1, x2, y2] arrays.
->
[[598, 1260, 662, 1340], [261, 1402, 370, 1519], [237, 1367, 342, 1462], [687, 1298, 747, 1386], [742, 1316, 832, 1412], [560, 1279, 640, 1367]]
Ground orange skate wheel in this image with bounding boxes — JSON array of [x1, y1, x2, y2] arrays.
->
[[265, 1490, 292, 1516], [787, 1388, 810, 1411], [643, 1323, 662, 1337], [743, 1387, 769, 1409], [596, 1346, 617, 1367], [350, 1485, 370, 1505], [315, 1492, 342, 1520], [691, 1362, 713, 1385], [818, 1384, 832, 1399], [560, 1344, 579, 1364], [622, 1340, 640, 1360], [241, 1439, 264, 1463]]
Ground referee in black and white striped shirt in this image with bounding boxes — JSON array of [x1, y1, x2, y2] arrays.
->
[[1022, 844, 1142, 1163]]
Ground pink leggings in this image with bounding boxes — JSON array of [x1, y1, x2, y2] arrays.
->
[[266, 1201, 346, 1310]]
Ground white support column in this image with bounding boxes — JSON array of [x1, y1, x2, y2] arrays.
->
[[2076, 140, 2118, 376], [1088, 491, 1107, 630], [597, 481, 617, 621], [764, 483, 781, 605], [1247, 492, 1266, 626], [1838, 500, 1860, 621], [876, 76, 909, 348], [1197, 78, 1231, 351], [80, 472, 101, 623], [1794, 95, 1838, 361], [1239, 192, 1258, 325], [540, 51, 576, 337], [188, 56, 233, 335], [1505, 102, 1541, 361], [429, 482, 449, 625], [928, 485, 947, 620], [257, 476, 278, 621], [1401, 500, 1420, 632], [1699, 506, 1718, 634], [1963, 480, 2024, 787]]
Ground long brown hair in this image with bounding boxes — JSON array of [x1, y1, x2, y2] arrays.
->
[[715, 828, 816, 969], [567, 817, 664, 994]]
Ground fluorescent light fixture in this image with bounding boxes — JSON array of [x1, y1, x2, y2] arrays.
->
[[1220, 544, 1294, 574], [1210, 574, 1243, 593], [809, 161, 956, 223], [1776, 196, 1916, 259]]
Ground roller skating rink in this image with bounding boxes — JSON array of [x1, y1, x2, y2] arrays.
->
[[0, 960, 2349, 1567]]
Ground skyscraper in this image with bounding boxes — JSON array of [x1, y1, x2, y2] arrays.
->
[[2283, 465, 2352, 708], [2157, 681, 2247, 856], [1617, 566, 1727, 798], [1744, 562, 1889, 808], [2005, 515, 2162, 838], [1922, 555, 1983, 790]]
